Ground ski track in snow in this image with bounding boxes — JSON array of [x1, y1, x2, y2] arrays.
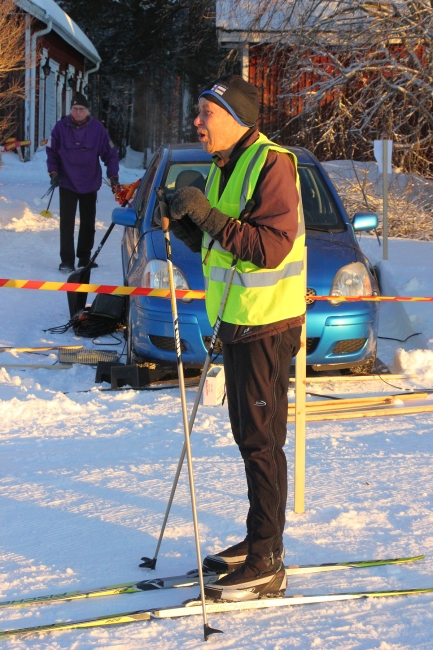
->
[[0, 152, 432, 648]]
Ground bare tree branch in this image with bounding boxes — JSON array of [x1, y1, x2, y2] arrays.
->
[[0, 0, 26, 140], [231, 0, 433, 172]]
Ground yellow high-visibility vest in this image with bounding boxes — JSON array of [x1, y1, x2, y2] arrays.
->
[[202, 132, 305, 326]]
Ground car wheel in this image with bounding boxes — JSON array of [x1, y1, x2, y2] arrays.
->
[[341, 344, 377, 376], [125, 298, 150, 366]]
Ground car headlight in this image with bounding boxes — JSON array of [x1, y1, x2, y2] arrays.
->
[[143, 259, 192, 302], [329, 262, 373, 305]]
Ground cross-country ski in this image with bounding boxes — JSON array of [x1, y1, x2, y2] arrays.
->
[[0, 555, 423, 609], [0, 586, 432, 639]]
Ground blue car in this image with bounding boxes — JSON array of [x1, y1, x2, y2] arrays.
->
[[112, 144, 379, 373]]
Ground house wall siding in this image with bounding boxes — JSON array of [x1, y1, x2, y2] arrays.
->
[[34, 25, 86, 148]]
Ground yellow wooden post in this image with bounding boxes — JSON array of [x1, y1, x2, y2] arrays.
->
[[294, 247, 307, 514]]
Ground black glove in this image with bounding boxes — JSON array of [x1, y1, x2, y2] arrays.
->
[[169, 186, 229, 238], [49, 172, 59, 187], [152, 205, 203, 252], [110, 176, 120, 193], [170, 218, 203, 252]]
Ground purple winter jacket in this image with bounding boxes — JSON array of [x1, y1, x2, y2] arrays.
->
[[46, 115, 119, 194]]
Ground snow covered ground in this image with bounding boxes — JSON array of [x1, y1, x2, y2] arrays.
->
[[0, 151, 432, 649]]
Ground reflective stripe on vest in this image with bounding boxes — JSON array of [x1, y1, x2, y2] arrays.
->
[[205, 260, 304, 289], [202, 134, 305, 326]]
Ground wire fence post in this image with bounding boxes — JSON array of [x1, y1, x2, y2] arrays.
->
[[294, 246, 307, 514]]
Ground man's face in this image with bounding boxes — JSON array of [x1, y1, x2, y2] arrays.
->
[[194, 98, 247, 155], [70, 105, 89, 121]]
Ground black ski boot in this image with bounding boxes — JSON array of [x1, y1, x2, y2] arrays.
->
[[204, 550, 286, 602], [203, 538, 249, 574], [78, 258, 98, 268], [59, 262, 75, 272]]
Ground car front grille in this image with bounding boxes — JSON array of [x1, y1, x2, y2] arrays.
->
[[150, 334, 319, 356], [332, 338, 367, 354], [202, 336, 224, 354], [149, 335, 186, 352]]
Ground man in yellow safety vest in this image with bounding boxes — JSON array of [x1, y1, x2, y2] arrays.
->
[[166, 75, 306, 602]]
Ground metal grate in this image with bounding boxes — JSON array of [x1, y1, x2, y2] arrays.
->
[[332, 338, 367, 355], [306, 338, 320, 355], [202, 336, 224, 354], [58, 349, 120, 365], [149, 335, 187, 352], [306, 287, 316, 306]]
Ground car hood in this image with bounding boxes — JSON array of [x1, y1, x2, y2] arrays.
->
[[152, 228, 367, 295], [305, 230, 364, 293]]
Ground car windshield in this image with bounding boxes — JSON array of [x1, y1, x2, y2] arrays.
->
[[298, 166, 344, 231], [163, 161, 344, 231]]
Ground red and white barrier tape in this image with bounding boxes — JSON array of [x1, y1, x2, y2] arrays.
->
[[1, 279, 433, 302]]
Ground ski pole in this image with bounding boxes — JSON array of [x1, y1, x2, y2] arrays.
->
[[40, 185, 55, 200], [153, 187, 222, 641], [39, 186, 56, 219], [141, 199, 255, 571]]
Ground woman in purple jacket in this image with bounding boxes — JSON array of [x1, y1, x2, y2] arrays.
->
[[46, 92, 120, 272]]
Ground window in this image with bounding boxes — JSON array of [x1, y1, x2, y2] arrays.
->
[[136, 151, 162, 217], [298, 166, 343, 230], [164, 163, 211, 195]]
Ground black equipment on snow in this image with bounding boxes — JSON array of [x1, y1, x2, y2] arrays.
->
[[66, 223, 115, 318], [45, 294, 126, 338], [66, 180, 140, 317]]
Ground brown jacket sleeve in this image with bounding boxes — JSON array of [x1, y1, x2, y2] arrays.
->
[[216, 151, 299, 269]]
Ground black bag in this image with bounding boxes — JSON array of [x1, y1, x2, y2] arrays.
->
[[88, 294, 126, 321], [45, 295, 126, 338], [72, 295, 126, 337]]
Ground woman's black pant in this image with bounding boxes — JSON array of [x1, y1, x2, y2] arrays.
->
[[59, 188, 97, 266], [222, 326, 301, 562]]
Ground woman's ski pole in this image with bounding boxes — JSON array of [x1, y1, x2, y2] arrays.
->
[[153, 187, 222, 641], [140, 199, 255, 572], [40, 185, 55, 200], [40, 186, 56, 218]]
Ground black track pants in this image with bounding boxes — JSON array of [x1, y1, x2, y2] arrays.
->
[[222, 327, 301, 560], [59, 188, 97, 266]]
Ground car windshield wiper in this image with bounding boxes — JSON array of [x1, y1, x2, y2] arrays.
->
[[305, 224, 333, 233]]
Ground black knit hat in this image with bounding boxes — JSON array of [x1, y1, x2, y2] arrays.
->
[[71, 92, 89, 109], [199, 76, 259, 127]]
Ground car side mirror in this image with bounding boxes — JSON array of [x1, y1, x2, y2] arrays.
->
[[352, 213, 378, 232], [111, 205, 138, 228]]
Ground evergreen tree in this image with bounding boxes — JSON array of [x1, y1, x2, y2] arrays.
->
[[59, 0, 226, 159]]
